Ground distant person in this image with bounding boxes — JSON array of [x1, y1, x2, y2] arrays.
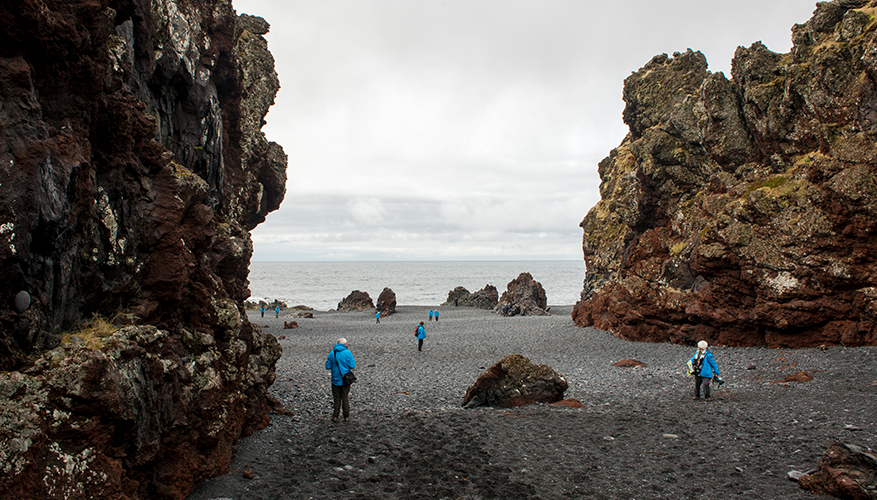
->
[[454, 298, 459, 306], [415, 321, 426, 352], [275, 306, 279, 318], [260, 306, 265, 318], [376, 310, 381, 324], [325, 338, 356, 422], [434, 309, 439, 322], [428, 310, 434, 321], [688, 340, 723, 400]]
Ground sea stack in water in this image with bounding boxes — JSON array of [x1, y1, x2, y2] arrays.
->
[[573, 1, 877, 347], [376, 287, 397, 317], [337, 290, 375, 311], [0, 1, 286, 498], [495, 273, 548, 316], [462, 354, 568, 408], [443, 284, 499, 309]]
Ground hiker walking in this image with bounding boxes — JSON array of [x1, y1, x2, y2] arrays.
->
[[688, 340, 722, 400], [325, 338, 356, 422], [415, 321, 426, 352]]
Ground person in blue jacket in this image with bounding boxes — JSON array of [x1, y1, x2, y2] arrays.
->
[[688, 340, 722, 400], [428, 310, 434, 321], [415, 321, 426, 352], [325, 338, 356, 422]]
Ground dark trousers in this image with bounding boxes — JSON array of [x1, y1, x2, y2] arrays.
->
[[418, 339, 423, 351], [332, 383, 350, 419], [695, 376, 712, 399]]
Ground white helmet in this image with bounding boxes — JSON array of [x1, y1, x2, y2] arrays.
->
[[697, 340, 708, 350]]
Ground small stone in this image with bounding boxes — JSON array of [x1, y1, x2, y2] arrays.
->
[[603, 436, 615, 441], [788, 470, 807, 481], [844, 424, 862, 431], [368, 456, 377, 463], [243, 469, 254, 479], [14, 291, 31, 312], [662, 434, 679, 439]]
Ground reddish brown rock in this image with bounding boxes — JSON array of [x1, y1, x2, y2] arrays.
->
[[337, 290, 374, 312], [495, 273, 549, 316], [552, 398, 585, 409], [283, 321, 299, 329], [775, 371, 815, 384], [798, 442, 877, 499], [611, 359, 647, 368], [376, 287, 397, 317], [0, 1, 286, 498], [573, 2, 877, 347], [462, 354, 568, 408]]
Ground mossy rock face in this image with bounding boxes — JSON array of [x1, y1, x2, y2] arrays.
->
[[575, 1, 877, 347]]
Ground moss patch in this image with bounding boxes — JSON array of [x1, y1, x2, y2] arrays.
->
[[61, 315, 120, 349], [746, 175, 788, 194]]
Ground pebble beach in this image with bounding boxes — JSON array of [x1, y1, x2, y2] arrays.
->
[[188, 305, 877, 499]]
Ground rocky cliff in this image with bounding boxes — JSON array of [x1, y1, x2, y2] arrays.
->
[[573, 0, 877, 347], [0, 0, 286, 498]]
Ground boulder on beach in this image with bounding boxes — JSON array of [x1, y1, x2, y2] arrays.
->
[[376, 287, 397, 317], [462, 354, 568, 408], [495, 273, 549, 316], [337, 290, 374, 312], [798, 442, 877, 498], [443, 285, 499, 309]]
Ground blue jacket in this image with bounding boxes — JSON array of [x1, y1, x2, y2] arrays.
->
[[325, 344, 355, 386], [689, 349, 719, 378], [416, 325, 426, 340]]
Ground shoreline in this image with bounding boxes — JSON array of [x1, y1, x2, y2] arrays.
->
[[189, 306, 876, 499]]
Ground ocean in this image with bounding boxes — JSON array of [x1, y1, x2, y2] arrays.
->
[[248, 261, 585, 311]]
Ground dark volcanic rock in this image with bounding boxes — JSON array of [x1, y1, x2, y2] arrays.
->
[[337, 290, 374, 312], [798, 442, 877, 499], [376, 287, 397, 317], [0, 1, 286, 498], [443, 284, 499, 309], [462, 354, 568, 408], [573, 1, 877, 347], [495, 273, 548, 316]]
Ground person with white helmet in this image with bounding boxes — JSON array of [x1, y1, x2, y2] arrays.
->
[[687, 340, 722, 400]]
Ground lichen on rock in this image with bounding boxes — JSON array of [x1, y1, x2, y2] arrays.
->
[[574, 0, 877, 347], [0, 0, 287, 498]]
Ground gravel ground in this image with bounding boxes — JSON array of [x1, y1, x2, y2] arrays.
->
[[188, 305, 877, 500]]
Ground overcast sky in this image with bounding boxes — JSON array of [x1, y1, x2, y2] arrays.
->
[[232, 0, 818, 262]]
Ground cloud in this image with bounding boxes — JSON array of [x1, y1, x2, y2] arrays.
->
[[234, 0, 818, 261], [348, 197, 387, 225]]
